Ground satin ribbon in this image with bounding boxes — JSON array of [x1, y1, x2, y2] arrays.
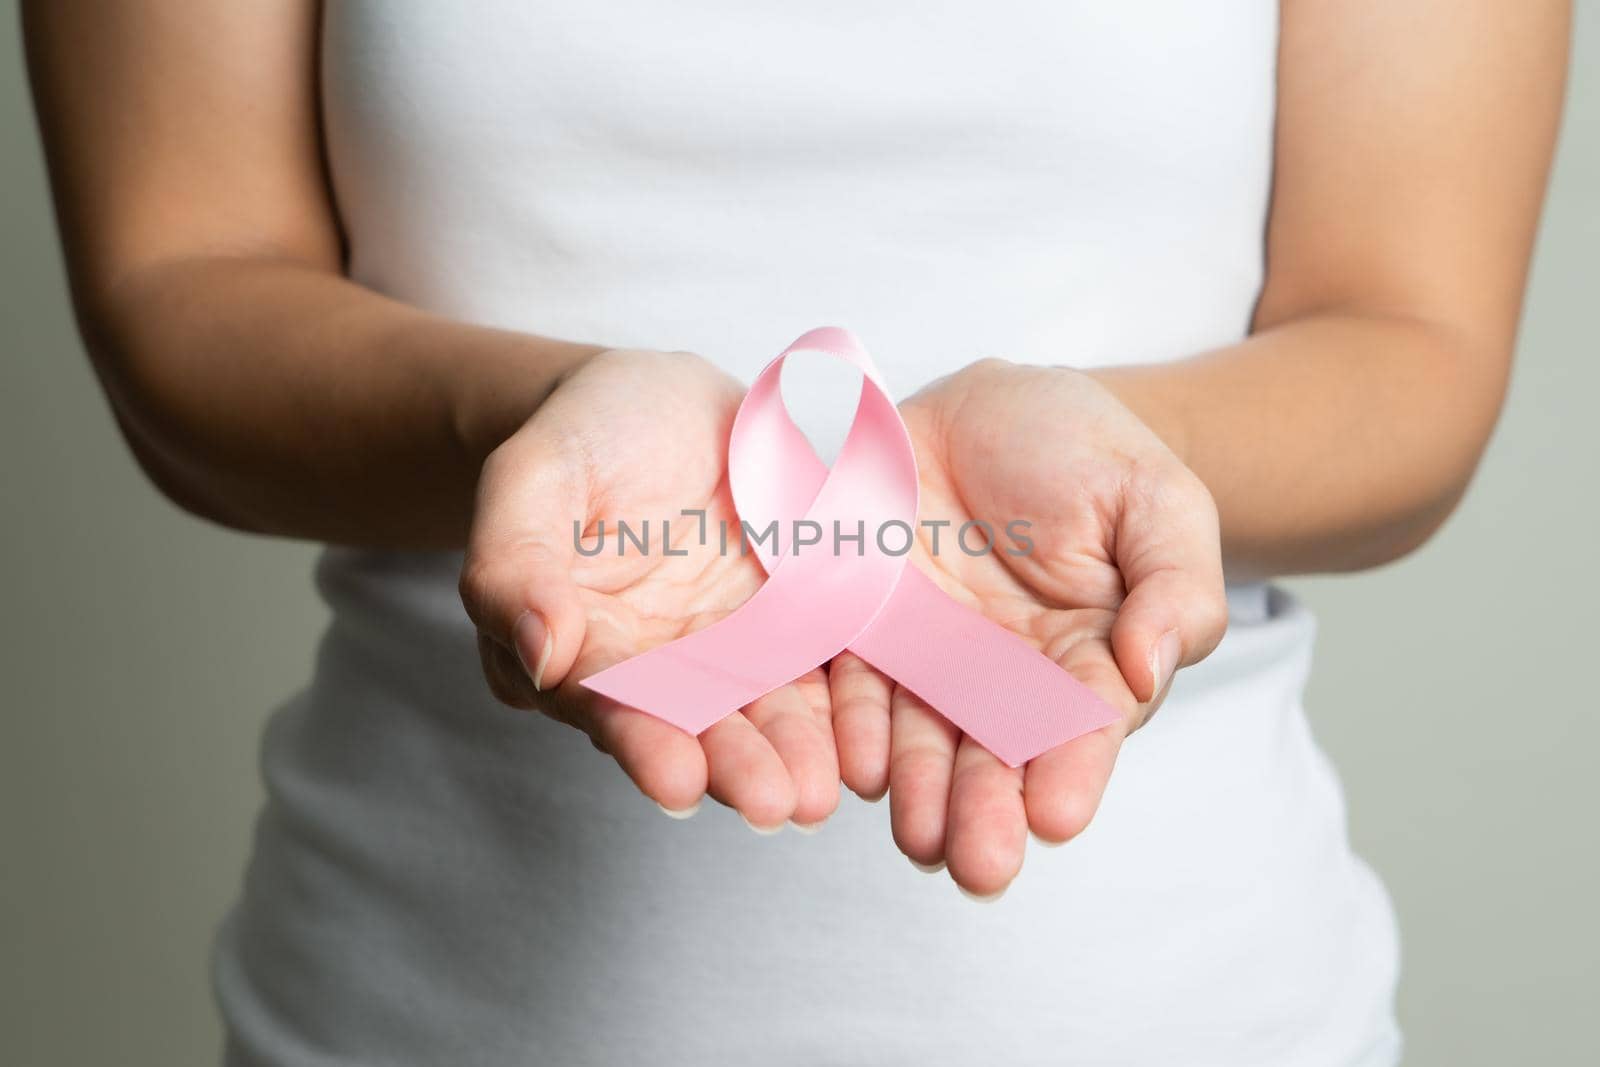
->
[[581, 327, 1119, 767]]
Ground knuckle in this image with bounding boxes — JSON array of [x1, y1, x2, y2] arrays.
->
[[1187, 475, 1221, 531], [457, 556, 497, 616], [1205, 596, 1231, 637], [1190, 586, 1230, 643]]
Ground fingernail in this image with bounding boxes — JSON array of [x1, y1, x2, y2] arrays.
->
[[657, 800, 701, 820], [1150, 628, 1182, 699], [741, 814, 784, 836], [859, 787, 887, 804], [908, 857, 946, 874], [789, 818, 827, 834], [514, 612, 554, 692], [958, 883, 1008, 904]]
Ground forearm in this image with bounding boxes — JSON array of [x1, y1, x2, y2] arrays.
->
[[1092, 312, 1510, 580], [83, 254, 600, 548]]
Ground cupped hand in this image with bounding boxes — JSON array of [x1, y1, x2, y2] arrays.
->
[[828, 358, 1228, 896], [460, 349, 840, 830]]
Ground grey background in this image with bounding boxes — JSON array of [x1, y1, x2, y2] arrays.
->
[[2, 5, 1595, 1065]]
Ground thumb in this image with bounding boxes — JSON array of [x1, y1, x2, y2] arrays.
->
[[1109, 468, 1229, 704], [459, 437, 590, 693]]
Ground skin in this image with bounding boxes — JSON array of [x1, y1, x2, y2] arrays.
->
[[462, 350, 842, 830], [833, 362, 1228, 895], [25, 1, 1568, 896]]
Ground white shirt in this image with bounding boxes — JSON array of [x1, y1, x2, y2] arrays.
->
[[215, 3, 1401, 1064]]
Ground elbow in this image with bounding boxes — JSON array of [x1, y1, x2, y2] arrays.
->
[[109, 407, 263, 534], [1346, 482, 1472, 571], [1327, 342, 1512, 574], [1298, 473, 1473, 576], [70, 282, 268, 537], [96, 373, 268, 535], [1339, 405, 1505, 573], [1360, 320, 1515, 567]]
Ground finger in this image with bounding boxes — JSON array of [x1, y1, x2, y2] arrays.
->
[[742, 678, 840, 828], [944, 735, 1028, 899], [791, 667, 834, 727], [1023, 723, 1127, 846], [1024, 643, 1135, 844], [478, 633, 539, 710], [588, 700, 711, 815], [888, 686, 961, 870], [1110, 468, 1229, 702], [699, 713, 797, 831], [558, 628, 709, 814], [459, 437, 590, 693], [829, 652, 893, 801]]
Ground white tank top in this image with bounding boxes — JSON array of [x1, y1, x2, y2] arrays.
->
[[214, 4, 1401, 1064]]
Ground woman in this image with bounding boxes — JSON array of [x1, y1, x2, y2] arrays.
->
[[25, 2, 1566, 1064]]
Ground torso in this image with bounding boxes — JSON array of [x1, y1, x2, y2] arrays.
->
[[214, 5, 1401, 1064]]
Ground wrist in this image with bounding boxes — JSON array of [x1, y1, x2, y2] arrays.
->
[[450, 330, 605, 462], [1084, 364, 1196, 470]]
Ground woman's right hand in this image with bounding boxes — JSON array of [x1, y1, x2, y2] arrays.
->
[[459, 349, 841, 830]]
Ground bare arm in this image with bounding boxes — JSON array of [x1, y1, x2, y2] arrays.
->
[[1092, 0, 1569, 580], [23, 0, 599, 547]]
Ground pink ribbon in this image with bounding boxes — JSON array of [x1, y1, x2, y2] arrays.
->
[[581, 327, 1119, 767]]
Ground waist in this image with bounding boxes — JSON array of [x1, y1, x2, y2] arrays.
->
[[312, 547, 1305, 709]]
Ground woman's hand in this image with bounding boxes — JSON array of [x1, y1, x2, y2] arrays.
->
[[460, 350, 840, 830], [829, 359, 1228, 896]]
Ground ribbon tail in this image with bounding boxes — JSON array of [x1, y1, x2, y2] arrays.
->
[[848, 567, 1122, 767]]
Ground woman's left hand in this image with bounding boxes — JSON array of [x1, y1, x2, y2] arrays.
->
[[828, 359, 1229, 897]]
